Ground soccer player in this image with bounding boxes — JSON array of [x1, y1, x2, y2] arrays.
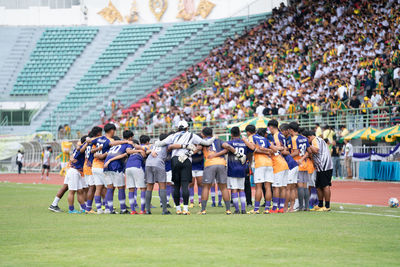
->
[[279, 123, 299, 212], [190, 144, 204, 208], [210, 126, 249, 214], [165, 149, 173, 208], [303, 131, 333, 211], [144, 133, 172, 215], [103, 130, 136, 214], [243, 126, 273, 214], [55, 144, 70, 177], [267, 119, 289, 213], [288, 122, 311, 211], [67, 136, 91, 214], [153, 120, 216, 215], [91, 123, 135, 214], [200, 127, 244, 215], [41, 146, 52, 181], [125, 135, 150, 214], [83, 127, 102, 213]]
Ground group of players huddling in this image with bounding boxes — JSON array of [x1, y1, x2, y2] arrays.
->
[[48, 119, 333, 215]]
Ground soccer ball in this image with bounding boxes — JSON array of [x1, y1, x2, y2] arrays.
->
[[388, 197, 399, 208]]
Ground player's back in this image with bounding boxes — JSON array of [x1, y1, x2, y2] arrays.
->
[[250, 134, 272, 168], [104, 143, 132, 172], [192, 150, 204, 171], [269, 132, 289, 173], [227, 138, 248, 178], [92, 136, 112, 169], [203, 138, 226, 167], [146, 145, 168, 169], [312, 137, 333, 172]]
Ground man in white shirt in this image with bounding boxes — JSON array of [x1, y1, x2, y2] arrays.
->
[[344, 140, 353, 179], [41, 146, 52, 181], [17, 150, 24, 174], [394, 66, 400, 89], [370, 90, 382, 107]]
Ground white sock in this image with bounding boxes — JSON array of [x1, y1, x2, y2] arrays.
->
[[183, 205, 188, 212], [294, 198, 299, 209], [176, 206, 181, 212], [52, 196, 60, 206]]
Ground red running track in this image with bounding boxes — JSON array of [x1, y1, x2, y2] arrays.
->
[[1, 173, 400, 206]]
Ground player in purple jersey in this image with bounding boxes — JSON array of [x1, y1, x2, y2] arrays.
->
[[103, 130, 135, 214], [279, 123, 299, 212], [209, 127, 249, 214], [67, 135, 91, 214], [125, 135, 150, 215], [190, 140, 204, 208]]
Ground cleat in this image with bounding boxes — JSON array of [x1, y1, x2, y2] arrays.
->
[[68, 210, 81, 214], [217, 203, 223, 207], [176, 210, 182, 215], [198, 203, 202, 208], [263, 209, 270, 214], [110, 210, 117, 214], [97, 209, 104, 214], [104, 209, 111, 214], [225, 210, 232, 215], [167, 204, 171, 208], [323, 207, 331, 212], [211, 203, 216, 207], [162, 210, 172, 215], [182, 211, 191, 215], [189, 203, 194, 209], [130, 211, 138, 215], [48, 205, 62, 212], [198, 210, 206, 215], [138, 210, 145, 215], [241, 210, 247, 214], [120, 210, 129, 214], [278, 208, 284, 213], [234, 210, 240, 214], [311, 206, 322, 211], [247, 209, 260, 214], [269, 209, 278, 214], [145, 211, 152, 215], [86, 210, 96, 214]]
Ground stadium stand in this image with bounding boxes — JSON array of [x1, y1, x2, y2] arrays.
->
[[33, 13, 269, 133], [10, 27, 98, 96]]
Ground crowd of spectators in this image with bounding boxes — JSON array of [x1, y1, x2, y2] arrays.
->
[[104, 0, 400, 132]]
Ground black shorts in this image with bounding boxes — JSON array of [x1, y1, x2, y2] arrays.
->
[[316, 169, 332, 188], [171, 156, 192, 184], [42, 164, 50, 170]]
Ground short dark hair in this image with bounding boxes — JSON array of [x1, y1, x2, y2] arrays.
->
[[139, 135, 150, 144], [159, 133, 169, 141], [91, 126, 103, 136], [123, 130, 134, 139], [303, 130, 315, 137], [104, 123, 116, 133], [80, 135, 88, 144], [202, 127, 213, 137], [257, 128, 267, 136], [230, 126, 240, 137], [132, 139, 139, 145], [47, 146, 52, 150], [267, 119, 279, 128], [88, 131, 95, 138], [245, 124, 256, 134], [289, 122, 299, 132], [279, 123, 290, 131]]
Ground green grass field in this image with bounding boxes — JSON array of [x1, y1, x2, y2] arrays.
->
[[1, 182, 399, 266]]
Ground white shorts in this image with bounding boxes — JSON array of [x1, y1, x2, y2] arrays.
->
[[272, 170, 288, 187], [92, 168, 106, 186], [82, 175, 88, 188], [227, 177, 245, 190], [192, 170, 203, 177], [166, 171, 172, 183], [85, 175, 95, 186], [126, 167, 145, 189], [104, 171, 125, 187], [63, 173, 69, 185], [308, 171, 316, 187], [287, 166, 299, 184], [254, 166, 274, 184], [60, 162, 68, 169], [66, 168, 83, 191]]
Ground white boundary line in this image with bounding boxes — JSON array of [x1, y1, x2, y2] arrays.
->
[[333, 210, 400, 218]]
